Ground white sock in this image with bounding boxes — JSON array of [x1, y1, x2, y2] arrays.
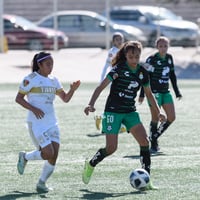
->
[[39, 161, 55, 183], [25, 150, 43, 160]]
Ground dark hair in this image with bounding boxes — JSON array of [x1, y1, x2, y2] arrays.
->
[[112, 41, 142, 66], [31, 52, 51, 72]]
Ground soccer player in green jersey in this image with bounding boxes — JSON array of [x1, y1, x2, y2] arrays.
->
[[139, 36, 182, 153], [82, 41, 166, 190], [95, 32, 126, 133]]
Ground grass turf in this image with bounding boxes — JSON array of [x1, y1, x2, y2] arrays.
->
[[0, 80, 199, 199]]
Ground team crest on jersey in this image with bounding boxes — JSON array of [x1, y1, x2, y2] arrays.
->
[[107, 125, 112, 131], [108, 53, 113, 58], [113, 73, 118, 80], [139, 72, 144, 80], [23, 79, 29, 87], [168, 58, 172, 65]]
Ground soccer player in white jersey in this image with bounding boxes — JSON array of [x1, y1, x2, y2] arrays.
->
[[15, 52, 80, 193], [100, 32, 124, 82]]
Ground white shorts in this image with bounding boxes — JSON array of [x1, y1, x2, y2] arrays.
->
[[27, 122, 60, 149]]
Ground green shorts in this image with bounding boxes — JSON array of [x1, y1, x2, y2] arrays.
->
[[149, 92, 174, 107], [102, 111, 141, 134]]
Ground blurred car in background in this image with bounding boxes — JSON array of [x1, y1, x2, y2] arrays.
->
[[3, 14, 69, 50], [109, 5, 200, 47], [36, 10, 147, 48]]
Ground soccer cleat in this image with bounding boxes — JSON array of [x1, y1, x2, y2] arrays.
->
[[17, 151, 27, 175], [144, 180, 159, 190], [82, 159, 94, 184], [150, 148, 158, 154], [150, 146, 160, 154], [150, 139, 160, 154], [36, 180, 52, 193], [95, 115, 102, 130]]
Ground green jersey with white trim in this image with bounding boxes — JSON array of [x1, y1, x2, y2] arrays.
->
[[105, 63, 149, 113], [146, 53, 175, 93]]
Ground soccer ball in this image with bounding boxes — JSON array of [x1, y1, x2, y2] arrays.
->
[[129, 168, 150, 190]]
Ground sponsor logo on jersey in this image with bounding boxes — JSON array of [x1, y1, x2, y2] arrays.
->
[[157, 60, 162, 65], [119, 92, 125, 97], [128, 81, 139, 89], [162, 67, 170, 76], [124, 71, 130, 77]]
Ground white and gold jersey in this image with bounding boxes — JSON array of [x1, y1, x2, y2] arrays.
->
[[19, 72, 63, 134], [100, 46, 119, 82]]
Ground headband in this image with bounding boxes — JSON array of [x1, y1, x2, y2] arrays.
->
[[37, 55, 51, 62]]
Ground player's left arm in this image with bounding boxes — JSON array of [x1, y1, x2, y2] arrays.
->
[[138, 86, 145, 104], [57, 80, 81, 103], [170, 70, 182, 100]]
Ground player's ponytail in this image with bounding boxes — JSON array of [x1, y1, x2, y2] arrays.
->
[[112, 41, 142, 67]]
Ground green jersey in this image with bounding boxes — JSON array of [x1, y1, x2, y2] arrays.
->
[[105, 63, 149, 113], [139, 52, 181, 98], [146, 52, 176, 93]]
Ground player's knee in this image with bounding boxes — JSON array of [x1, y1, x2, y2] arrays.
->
[[168, 115, 176, 123], [41, 149, 55, 160], [139, 137, 149, 147]]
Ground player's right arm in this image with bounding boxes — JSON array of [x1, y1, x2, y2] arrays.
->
[[15, 92, 44, 119], [84, 77, 111, 115]]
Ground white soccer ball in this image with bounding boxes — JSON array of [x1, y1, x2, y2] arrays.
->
[[129, 168, 150, 190]]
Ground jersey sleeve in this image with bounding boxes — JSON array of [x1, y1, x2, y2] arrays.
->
[[106, 66, 119, 81], [18, 73, 35, 94], [146, 55, 154, 67], [141, 67, 150, 87], [167, 54, 174, 70], [168, 55, 182, 97], [54, 77, 64, 94]]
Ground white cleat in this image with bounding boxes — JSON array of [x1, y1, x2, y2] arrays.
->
[[17, 151, 27, 175], [36, 180, 53, 193]]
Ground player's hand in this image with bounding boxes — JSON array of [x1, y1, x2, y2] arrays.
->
[[176, 94, 182, 100], [84, 105, 96, 115], [138, 97, 144, 104], [70, 80, 81, 91], [32, 107, 45, 119], [158, 113, 166, 123]]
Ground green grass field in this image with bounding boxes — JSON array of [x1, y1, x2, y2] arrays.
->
[[0, 80, 200, 200]]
